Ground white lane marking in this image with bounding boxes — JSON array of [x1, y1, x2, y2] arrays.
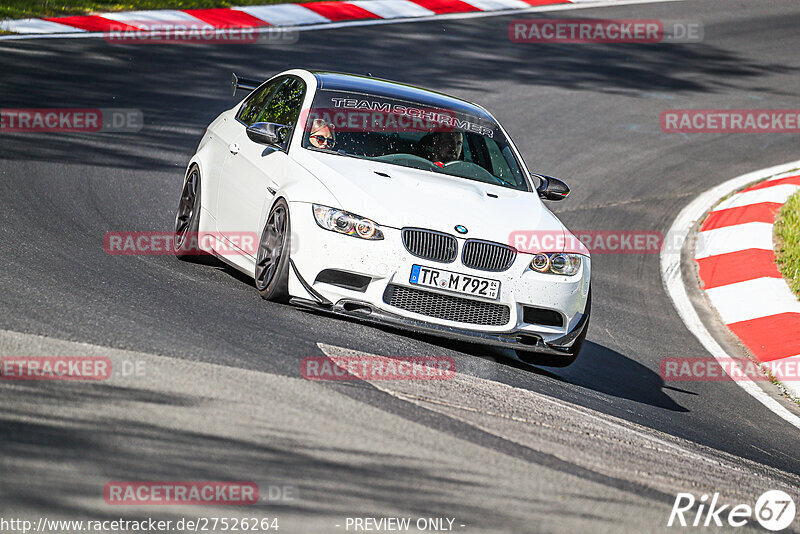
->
[[661, 160, 800, 431], [102, 9, 214, 29], [695, 222, 774, 258], [233, 4, 332, 25], [713, 184, 800, 211], [705, 278, 800, 324], [350, 0, 436, 18], [0, 0, 683, 39], [776, 355, 800, 399], [0, 18, 85, 34], [315, 343, 717, 464], [461, 0, 531, 11]]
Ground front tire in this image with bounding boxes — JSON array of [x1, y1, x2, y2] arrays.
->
[[255, 198, 291, 302], [515, 288, 591, 368]]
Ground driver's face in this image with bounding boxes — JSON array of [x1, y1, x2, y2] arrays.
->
[[434, 133, 463, 161], [310, 125, 334, 149]]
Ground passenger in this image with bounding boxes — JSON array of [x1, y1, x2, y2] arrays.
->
[[308, 118, 336, 150]]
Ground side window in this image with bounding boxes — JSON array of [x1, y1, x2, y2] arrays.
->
[[256, 78, 306, 128], [237, 79, 282, 126]]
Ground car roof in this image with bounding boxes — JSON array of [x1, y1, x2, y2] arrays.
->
[[310, 71, 494, 121]]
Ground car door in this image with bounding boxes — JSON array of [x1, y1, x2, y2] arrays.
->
[[214, 76, 283, 235], [216, 76, 306, 248], [210, 80, 280, 224]]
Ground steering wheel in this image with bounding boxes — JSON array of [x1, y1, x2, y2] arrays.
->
[[440, 161, 513, 187], [373, 153, 440, 171]]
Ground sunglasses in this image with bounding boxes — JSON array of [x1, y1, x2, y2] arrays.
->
[[311, 135, 335, 146]]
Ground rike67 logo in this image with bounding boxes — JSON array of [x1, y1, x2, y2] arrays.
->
[[668, 490, 796, 531]]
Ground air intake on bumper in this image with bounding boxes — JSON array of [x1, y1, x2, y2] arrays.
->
[[383, 284, 510, 326]]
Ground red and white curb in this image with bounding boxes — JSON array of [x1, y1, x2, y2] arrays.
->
[[695, 170, 800, 399], [662, 161, 800, 432], [0, 0, 675, 38]]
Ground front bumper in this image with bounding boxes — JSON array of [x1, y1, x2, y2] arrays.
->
[[289, 293, 590, 355], [287, 201, 591, 354]]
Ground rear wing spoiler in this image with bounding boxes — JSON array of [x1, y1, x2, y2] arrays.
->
[[231, 73, 263, 96]]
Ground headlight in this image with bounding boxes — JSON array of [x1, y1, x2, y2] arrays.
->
[[530, 253, 582, 276], [312, 205, 384, 240]]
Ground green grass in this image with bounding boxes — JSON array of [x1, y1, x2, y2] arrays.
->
[[0, 0, 309, 20], [775, 189, 800, 298]]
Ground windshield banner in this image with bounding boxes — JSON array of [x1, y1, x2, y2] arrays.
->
[[302, 92, 497, 136]]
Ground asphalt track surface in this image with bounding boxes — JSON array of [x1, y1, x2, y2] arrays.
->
[[2, 0, 800, 532]]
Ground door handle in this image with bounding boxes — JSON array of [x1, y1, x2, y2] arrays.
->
[[228, 143, 239, 155]]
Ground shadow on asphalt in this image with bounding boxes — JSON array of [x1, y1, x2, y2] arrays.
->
[[0, 376, 675, 526], [0, 15, 796, 169], [174, 249, 688, 414], [0, 383, 512, 527], [416, 336, 689, 414], [288, 303, 688, 414]]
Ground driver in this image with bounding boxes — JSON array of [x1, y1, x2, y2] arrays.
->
[[308, 118, 336, 150], [425, 131, 463, 166]]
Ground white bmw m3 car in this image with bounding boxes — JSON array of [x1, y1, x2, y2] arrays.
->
[[175, 69, 591, 366]]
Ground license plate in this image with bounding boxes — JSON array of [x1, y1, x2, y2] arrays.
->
[[409, 265, 500, 300]]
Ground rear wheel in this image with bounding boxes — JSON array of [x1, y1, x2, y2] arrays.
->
[[174, 165, 203, 260], [255, 198, 291, 302], [515, 288, 591, 368]]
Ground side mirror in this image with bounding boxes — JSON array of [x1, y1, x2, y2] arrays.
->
[[246, 122, 290, 149], [533, 174, 570, 201]]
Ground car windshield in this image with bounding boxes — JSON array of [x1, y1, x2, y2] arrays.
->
[[301, 89, 530, 191]]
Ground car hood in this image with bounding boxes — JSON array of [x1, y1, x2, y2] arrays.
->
[[295, 150, 568, 250]]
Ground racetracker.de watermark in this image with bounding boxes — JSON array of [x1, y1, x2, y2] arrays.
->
[[508, 230, 663, 254], [661, 109, 800, 133], [104, 231, 258, 256], [302, 106, 461, 134], [301, 356, 456, 381], [1, 356, 112, 381], [661, 357, 800, 382], [1, 356, 146, 381], [0, 108, 142, 133], [104, 23, 298, 44], [509, 19, 703, 43], [104, 482, 260, 505]]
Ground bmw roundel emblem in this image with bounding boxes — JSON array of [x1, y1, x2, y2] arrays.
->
[[455, 225, 468, 234]]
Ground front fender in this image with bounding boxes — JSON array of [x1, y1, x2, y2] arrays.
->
[[257, 159, 341, 233]]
